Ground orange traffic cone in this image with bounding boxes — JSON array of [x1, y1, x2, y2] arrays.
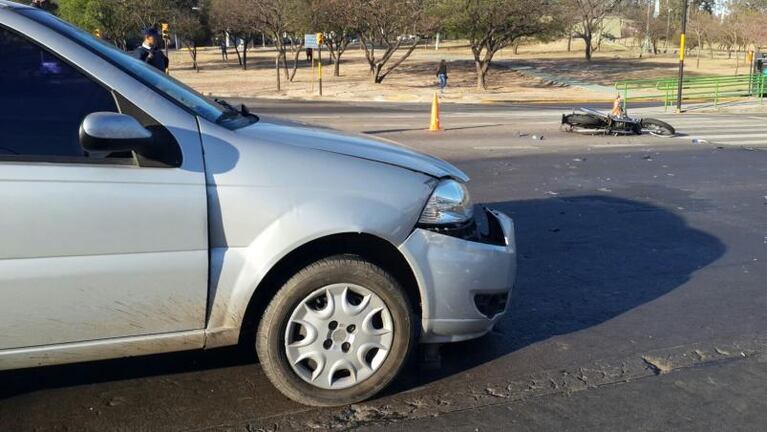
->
[[429, 92, 442, 132]]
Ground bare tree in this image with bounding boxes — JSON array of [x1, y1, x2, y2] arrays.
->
[[309, 0, 355, 76], [173, 2, 212, 72], [687, 9, 714, 68], [286, 33, 305, 81], [252, 0, 297, 83], [568, 0, 621, 60], [210, 0, 260, 69], [353, 0, 432, 84], [438, 0, 566, 90]]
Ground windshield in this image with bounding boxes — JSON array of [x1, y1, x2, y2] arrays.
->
[[20, 9, 255, 130]]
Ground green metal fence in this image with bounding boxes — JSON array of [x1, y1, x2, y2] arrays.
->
[[615, 74, 766, 111]]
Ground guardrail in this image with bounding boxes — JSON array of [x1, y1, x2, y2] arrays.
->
[[615, 74, 765, 111]]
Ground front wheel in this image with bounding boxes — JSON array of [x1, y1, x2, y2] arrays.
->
[[641, 118, 676, 137], [256, 256, 415, 406]]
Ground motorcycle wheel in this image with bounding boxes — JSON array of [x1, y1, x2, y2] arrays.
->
[[641, 118, 676, 137]]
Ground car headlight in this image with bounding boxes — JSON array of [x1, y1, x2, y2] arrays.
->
[[418, 179, 474, 225]]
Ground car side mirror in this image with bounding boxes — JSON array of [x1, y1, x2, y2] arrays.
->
[[79, 112, 153, 154]]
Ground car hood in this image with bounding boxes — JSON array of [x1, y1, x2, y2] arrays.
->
[[236, 120, 469, 182]]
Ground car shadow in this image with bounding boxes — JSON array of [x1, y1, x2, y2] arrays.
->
[[0, 194, 725, 404], [388, 194, 725, 391]]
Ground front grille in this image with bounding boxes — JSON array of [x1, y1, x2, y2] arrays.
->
[[474, 293, 508, 318]]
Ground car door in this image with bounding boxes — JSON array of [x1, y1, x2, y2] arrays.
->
[[0, 22, 209, 351]]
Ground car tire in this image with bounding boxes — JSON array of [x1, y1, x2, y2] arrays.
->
[[256, 255, 416, 406]]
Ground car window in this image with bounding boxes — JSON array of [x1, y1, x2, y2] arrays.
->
[[20, 9, 256, 130], [0, 26, 119, 159]]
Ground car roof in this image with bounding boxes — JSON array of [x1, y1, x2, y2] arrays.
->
[[0, 0, 32, 9]]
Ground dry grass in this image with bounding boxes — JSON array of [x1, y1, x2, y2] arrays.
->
[[167, 39, 751, 103]]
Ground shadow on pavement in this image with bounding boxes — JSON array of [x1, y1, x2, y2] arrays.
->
[[0, 195, 725, 405], [392, 194, 725, 389]]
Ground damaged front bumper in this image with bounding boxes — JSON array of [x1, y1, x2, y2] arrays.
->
[[399, 207, 517, 344]]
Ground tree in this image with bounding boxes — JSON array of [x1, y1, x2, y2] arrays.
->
[[309, 0, 355, 76], [252, 0, 297, 85], [58, 0, 98, 30], [621, 0, 671, 56], [55, 0, 140, 49], [438, 0, 566, 90], [172, 1, 212, 72], [209, 0, 259, 69], [284, 4, 311, 82], [568, 0, 621, 60], [687, 9, 714, 68], [353, 0, 432, 84]]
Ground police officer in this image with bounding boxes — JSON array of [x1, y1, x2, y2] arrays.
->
[[133, 28, 169, 72]]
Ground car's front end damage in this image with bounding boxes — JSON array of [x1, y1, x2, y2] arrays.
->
[[398, 178, 517, 344]]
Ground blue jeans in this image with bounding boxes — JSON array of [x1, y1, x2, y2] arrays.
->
[[438, 74, 447, 90]]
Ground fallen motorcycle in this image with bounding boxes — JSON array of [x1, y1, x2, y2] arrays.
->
[[562, 107, 676, 137]]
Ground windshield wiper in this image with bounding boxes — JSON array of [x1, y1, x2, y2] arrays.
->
[[214, 98, 260, 123]]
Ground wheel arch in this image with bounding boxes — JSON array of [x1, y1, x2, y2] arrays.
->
[[234, 232, 422, 349]]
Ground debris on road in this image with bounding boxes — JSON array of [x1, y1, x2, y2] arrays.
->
[[715, 347, 731, 356], [642, 356, 673, 375], [485, 387, 509, 398]]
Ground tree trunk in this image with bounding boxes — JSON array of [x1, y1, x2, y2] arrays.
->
[[697, 45, 701, 68], [280, 51, 289, 80], [233, 41, 242, 66], [275, 54, 281, 91], [334, 56, 341, 77], [567, 34, 572, 52], [289, 45, 301, 82], [375, 40, 419, 84], [242, 45, 248, 70], [475, 60, 491, 90], [584, 34, 593, 61], [187, 44, 199, 72]]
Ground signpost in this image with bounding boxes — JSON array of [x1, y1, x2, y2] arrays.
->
[[675, 0, 688, 113], [304, 33, 324, 96], [317, 33, 324, 96]]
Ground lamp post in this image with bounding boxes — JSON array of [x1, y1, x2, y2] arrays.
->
[[675, 0, 688, 112]]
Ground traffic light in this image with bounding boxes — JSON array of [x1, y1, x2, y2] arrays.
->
[[161, 23, 170, 39], [316, 33, 324, 45], [93, 28, 101, 38]]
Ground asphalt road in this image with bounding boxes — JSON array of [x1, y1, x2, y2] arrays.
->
[[1, 100, 766, 431]]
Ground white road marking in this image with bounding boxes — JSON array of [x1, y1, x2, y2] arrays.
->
[[589, 143, 655, 148], [674, 125, 765, 131], [711, 140, 767, 146], [473, 145, 541, 150], [686, 133, 767, 140]]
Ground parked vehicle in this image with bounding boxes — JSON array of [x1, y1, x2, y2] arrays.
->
[[0, 1, 516, 406], [562, 107, 676, 137]]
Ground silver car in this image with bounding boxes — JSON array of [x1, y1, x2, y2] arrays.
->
[[0, 1, 516, 406]]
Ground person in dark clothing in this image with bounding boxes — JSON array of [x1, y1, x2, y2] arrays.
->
[[132, 28, 169, 73], [31, 0, 58, 12], [219, 38, 228, 61], [436, 59, 448, 93]]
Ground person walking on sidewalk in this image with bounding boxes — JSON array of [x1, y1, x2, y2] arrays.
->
[[436, 59, 448, 93]]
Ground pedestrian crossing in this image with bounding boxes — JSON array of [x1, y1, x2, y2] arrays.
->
[[293, 105, 767, 148], [656, 114, 767, 147]]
